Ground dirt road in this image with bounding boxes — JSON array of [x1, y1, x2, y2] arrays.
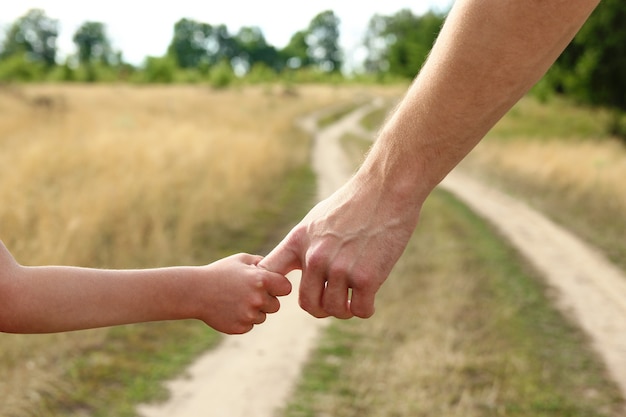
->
[[137, 103, 380, 417], [440, 170, 626, 396], [138, 100, 626, 416]]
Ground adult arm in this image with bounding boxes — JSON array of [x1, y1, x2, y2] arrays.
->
[[0, 242, 291, 334], [259, 0, 600, 318]]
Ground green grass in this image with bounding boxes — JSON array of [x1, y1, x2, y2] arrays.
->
[[49, 321, 219, 417], [280, 189, 623, 417], [490, 95, 614, 141], [361, 94, 615, 143]]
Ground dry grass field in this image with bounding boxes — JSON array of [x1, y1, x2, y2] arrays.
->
[[0, 82, 389, 416], [0, 84, 349, 267], [3, 84, 624, 416]]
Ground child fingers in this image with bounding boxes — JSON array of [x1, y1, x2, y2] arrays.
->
[[260, 295, 281, 314], [262, 273, 292, 297], [252, 311, 267, 325]]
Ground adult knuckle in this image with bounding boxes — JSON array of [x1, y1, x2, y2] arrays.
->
[[299, 297, 327, 319], [352, 304, 375, 319], [298, 296, 315, 312], [351, 269, 378, 290], [323, 302, 352, 320], [306, 248, 327, 271], [328, 261, 351, 279], [290, 223, 308, 240]]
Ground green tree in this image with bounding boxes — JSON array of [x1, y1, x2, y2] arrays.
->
[[167, 19, 238, 70], [281, 30, 310, 70], [73, 21, 115, 65], [233, 26, 280, 73], [546, 0, 626, 111], [306, 10, 342, 72], [362, 14, 389, 74], [167, 18, 213, 68], [210, 24, 237, 64], [363, 9, 445, 78], [1, 9, 59, 66]]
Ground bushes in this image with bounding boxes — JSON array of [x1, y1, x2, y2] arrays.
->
[[0, 54, 46, 82], [0, 52, 342, 86], [207, 59, 235, 88], [608, 111, 626, 143], [139, 56, 177, 83], [46, 61, 124, 83]]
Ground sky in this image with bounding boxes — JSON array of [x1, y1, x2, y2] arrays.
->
[[0, 0, 453, 68]]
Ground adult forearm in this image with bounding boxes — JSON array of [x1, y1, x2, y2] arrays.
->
[[359, 0, 600, 204], [251, 0, 603, 320]]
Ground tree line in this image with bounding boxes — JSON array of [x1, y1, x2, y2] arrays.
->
[[0, 7, 447, 85], [1, 4, 625, 123]]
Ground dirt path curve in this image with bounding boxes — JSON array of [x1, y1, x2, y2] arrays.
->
[[138, 99, 626, 416], [137, 102, 381, 417], [440, 170, 626, 397]]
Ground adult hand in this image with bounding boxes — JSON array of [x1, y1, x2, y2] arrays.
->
[[259, 174, 420, 319], [260, 0, 601, 322]]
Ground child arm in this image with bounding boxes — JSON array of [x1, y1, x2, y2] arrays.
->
[[0, 242, 291, 334]]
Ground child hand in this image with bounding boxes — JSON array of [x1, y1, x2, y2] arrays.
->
[[196, 253, 292, 334]]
